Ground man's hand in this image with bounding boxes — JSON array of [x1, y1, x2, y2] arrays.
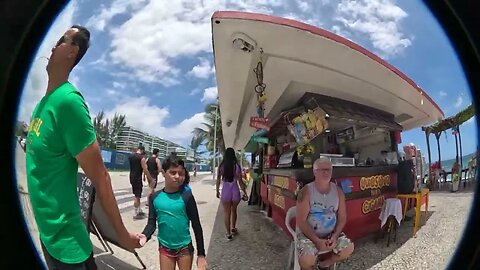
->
[[314, 238, 328, 252], [118, 231, 142, 251], [197, 256, 207, 270], [138, 233, 147, 247], [326, 234, 338, 249], [241, 190, 248, 201]]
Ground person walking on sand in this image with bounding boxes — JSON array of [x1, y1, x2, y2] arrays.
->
[[129, 145, 147, 219], [25, 25, 142, 270], [216, 147, 248, 240], [142, 148, 161, 205], [139, 155, 207, 270]]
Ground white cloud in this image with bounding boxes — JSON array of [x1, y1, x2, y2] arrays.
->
[[201, 87, 218, 103], [106, 89, 120, 96], [439, 90, 447, 98], [190, 88, 202, 96], [93, 0, 287, 85], [188, 58, 215, 79], [86, 0, 148, 31], [466, 117, 475, 124], [18, 1, 76, 122], [113, 81, 126, 89], [104, 96, 205, 144], [296, 0, 310, 13], [331, 25, 351, 39], [454, 95, 463, 108], [334, 0, 411, 58], [70, 73, 81, 88], [169, 113, 207, 142], [105, 96, 169, 130]]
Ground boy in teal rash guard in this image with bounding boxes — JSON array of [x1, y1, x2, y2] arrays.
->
[[139, 155, 207, 270]]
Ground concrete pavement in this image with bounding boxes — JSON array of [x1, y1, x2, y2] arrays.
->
[[15, 142, 475, 269]]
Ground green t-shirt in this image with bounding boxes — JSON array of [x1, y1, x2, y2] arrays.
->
[[26, 82, 96, 263]]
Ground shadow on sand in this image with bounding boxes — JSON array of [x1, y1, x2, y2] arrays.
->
[[337, 210, 435, 270], [206, 201, 291, 270], [93, 246, 144, 270]]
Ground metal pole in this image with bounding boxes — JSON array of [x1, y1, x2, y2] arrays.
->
[[213, 101, 219, 181]]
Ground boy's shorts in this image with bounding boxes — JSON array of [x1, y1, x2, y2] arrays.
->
[[159, 242, 194, 260]]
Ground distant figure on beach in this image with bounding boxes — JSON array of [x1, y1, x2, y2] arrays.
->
[[296, 157, 354, 270], [143, 148, 162, 203], [452, 160, 459, 181], [468, 155, 477, 180], [129, 145, 147, 219]]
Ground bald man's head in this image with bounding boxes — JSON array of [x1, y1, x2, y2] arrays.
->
[[313, 157, 332, 170], [313, 157, 333, 182]]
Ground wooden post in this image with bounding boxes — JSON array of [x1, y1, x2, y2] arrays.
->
[[435, 132, 442, 190], [454, 129, 459, 163], [458, 125, 465, 187], [423, 127, 433, 190], [454, 128, 459, 191]]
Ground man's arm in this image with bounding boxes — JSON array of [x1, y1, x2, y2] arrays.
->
[[156, 158, 162, 174], [141, 157, 153, 181], [76, 141, 138, 249], [332, 187, 347, 239], [296, 186, 325, 247]]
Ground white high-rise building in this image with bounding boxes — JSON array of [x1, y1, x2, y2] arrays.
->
[[116, 126, 192, 160]]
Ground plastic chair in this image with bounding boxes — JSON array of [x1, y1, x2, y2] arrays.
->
[[285, 206, 301, 270], [285, 206, 337, 270]]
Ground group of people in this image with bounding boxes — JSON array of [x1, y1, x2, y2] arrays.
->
[[23, 24, 354, 270]]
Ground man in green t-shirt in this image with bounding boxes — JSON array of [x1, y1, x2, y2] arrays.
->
[[26, 25, 142, 269]]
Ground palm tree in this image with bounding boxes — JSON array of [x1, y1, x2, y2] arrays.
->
[[93, 110, 127, 150], [93, 111, 108, 147], [192, 102, 225, 155], [106, 113, 127, 149], [189, 136, 206, 162]]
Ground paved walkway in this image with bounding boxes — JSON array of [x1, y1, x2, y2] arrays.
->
[[15, 145, 475, 269]]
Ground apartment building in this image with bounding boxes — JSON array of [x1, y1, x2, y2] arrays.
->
[[116, 126, 190, 160]]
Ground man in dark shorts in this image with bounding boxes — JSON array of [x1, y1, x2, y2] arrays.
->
[[142, 148, 161, 202], [129, 145, 146, 219]]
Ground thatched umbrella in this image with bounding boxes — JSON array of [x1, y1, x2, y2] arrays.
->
[[422, 104, 474, 190]]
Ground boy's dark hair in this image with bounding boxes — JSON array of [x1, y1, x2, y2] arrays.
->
[[162, 154, 183, 171], [177, 160, 190, 191], [153, 148, 159, 155], [137, 145, 145, 154], [71, 25, 90, 67], [184, 170, 190, 184]]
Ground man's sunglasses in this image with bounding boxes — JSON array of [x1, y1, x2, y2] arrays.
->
[[56, 35, 76, 47]]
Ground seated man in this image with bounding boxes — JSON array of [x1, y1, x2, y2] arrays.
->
[[296, 157, 354, 270]]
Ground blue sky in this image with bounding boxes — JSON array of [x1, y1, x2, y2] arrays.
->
[[18, 0, 477, 161]]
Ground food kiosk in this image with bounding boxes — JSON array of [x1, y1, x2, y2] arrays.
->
[[211, 11, 444, 241]]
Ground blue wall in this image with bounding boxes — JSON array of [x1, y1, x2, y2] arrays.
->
[[184, 163, 212, 172], [101, 149, 131, 170]]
